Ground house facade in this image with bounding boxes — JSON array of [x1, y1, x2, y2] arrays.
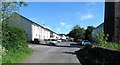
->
[[92, 23, 104, 38], [59, 34, 67, 39], [8, 13, 59, 43], [50, 32, 61, 39], [31, 23, 51, 41]]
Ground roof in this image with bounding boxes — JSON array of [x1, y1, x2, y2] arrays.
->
[[59, 34, 67, 36], [11, 12, 58, 34], [95, 23, 104, 29]]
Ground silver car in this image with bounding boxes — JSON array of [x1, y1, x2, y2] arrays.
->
[[81, 40, 91, 45], [47, 39, 58, 46]]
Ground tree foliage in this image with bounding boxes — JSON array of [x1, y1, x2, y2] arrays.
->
[[95, 30, 109, 45], [84, 26, 95, 42], [1, 2, 28, 22], [2, 25, 28, 52], [1, 1, 28, 51], [68, 25, 85, 42], [0, 1, 32, 63]]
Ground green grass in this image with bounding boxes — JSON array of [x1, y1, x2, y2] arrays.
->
[[2, 47, 33, 63], [93, 42, 120, 51], [100, 42, 120, 51]]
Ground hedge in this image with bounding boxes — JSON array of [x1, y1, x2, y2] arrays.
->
[[2, 20, 33, 63], [2, 24, 28, 52]]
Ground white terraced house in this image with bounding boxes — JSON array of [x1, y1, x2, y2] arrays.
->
[[92, 23, 104, 38], [7, 13, 60, 43]]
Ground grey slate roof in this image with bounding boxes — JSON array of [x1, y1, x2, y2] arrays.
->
[[13, 12, 58, 35]]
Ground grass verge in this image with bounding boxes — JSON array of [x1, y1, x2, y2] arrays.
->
[[92, 42, 120, 51], [99, 42, 120, 51]]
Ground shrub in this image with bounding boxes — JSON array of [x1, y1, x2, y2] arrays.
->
[[95, 30, 108, 45], [2, 23, 28, 52], [94, 30, 120, 51], [2, 21, 33, 63]]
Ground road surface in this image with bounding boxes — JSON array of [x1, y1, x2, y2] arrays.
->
[[22, 42, 81, 63]]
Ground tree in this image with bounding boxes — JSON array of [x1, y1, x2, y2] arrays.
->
[[0, 1, 28, 64], [1, 2, 28, 34], [68, 25, 85, 42], [1, 1, 28, 47], [1, 2, 28, 21], [85, 26, 95, 42]]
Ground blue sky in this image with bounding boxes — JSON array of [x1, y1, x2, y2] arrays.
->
[[19, 2, 105, 34]]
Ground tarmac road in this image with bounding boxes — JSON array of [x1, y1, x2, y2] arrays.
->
[[22, 42, 81, 64]]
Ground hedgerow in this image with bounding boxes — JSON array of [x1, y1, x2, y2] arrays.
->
[[2, 24, 28, 52], [2, 20, 32, 63]]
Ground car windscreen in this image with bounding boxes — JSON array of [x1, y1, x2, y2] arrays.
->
[[84, 40, 89, 42]]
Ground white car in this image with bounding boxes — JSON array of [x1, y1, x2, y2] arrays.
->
[[81, 40, 91, 45], [57, 39, 62, 42], [47, 39, 58, 46]]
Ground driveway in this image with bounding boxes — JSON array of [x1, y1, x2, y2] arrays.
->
[[22, 42, 81, 63]]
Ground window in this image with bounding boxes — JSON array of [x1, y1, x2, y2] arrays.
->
[[37, 26, 39, 30], [39, 35, 41, 39], [33, 25, 35, 30]]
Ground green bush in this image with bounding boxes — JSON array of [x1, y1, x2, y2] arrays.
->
[[95, 30, 108, 45], [94, 30, 120, 51], [2, 21, 33, 63], [2, 24, 28, 52]]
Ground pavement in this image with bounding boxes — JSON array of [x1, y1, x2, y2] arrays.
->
[[22, 42, 81, 64]]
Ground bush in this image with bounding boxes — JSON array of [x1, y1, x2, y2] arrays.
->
[[95, 30, 108, 45], [2, 21, 33, 63], [2, 24, 28, 52], [94, 30, 120, 51]]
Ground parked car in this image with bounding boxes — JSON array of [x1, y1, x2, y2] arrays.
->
[[61, 39, 67, 42], [47, 39, 58, 46], [81, 40, 91, 45], [33, 38, 40, 44], [57, 39, 62, 42]]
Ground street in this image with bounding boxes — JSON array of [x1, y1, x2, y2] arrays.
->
[[22, 42, 81, 63]]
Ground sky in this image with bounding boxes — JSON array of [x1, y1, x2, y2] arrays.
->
[[18, 2, 105, 34]]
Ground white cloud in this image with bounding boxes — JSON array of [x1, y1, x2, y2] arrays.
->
[[60, 22, 66, 26], [80, 14, 94, 20]]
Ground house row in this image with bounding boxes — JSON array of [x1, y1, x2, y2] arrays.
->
[[8, 13, 66, 43], [92, 23, 104, 38]]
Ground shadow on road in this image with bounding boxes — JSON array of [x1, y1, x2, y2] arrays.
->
[[39, 44, 83, 48], [32, 43, 83, 48], [55, 45, 82, 48], [62, 51, 76, 55]]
